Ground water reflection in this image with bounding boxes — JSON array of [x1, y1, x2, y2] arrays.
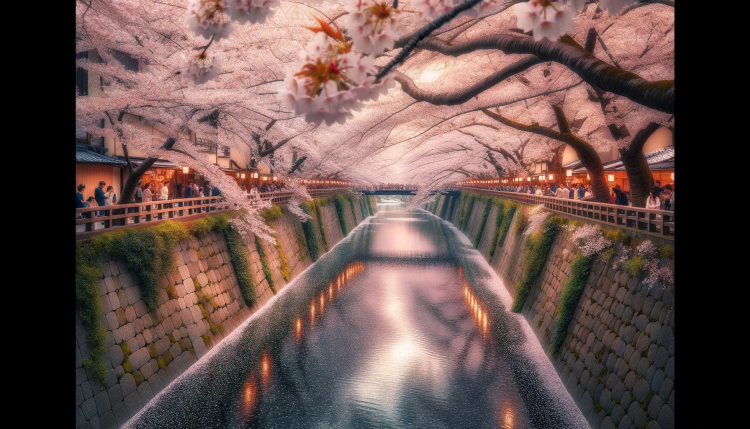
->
[[133, 205, 556, 429], [226, 207, 532, 428]]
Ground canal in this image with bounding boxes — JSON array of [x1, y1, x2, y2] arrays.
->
[[126, 203, 588, 428]]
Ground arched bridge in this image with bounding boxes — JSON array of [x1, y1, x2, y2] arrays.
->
[[354, 186, 460, 196]]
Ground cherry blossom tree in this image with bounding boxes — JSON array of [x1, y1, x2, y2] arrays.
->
[[76, 0, 674, 218]]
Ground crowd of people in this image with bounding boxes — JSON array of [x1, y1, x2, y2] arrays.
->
[[483, 180, 674, 210]]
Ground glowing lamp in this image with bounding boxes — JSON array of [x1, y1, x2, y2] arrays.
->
[[608, 174, 615, 182], [273, 176, 277, 181], [241, 173, 245, 179], [587, 174, 590, 180], [566, 170, 572, 177], [182, 166, 189, 174], [237, 173, 240, 178], [671, 172, 674, 180], [527, 177, 531, 181], [548, 174, 554, 180], [262, 177, 267, 181], [539, 175, 544, 180]]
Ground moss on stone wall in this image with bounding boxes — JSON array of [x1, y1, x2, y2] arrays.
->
[[494, 204, 518, 253], [334, 194, 350, 236], [457, 194, 476, 231], [260, 204, 284, 222], [511, 216, 561, 313], [255, 235, 276, 294], [488, 199, 508, 258], [550, 253, 594, 354], [474, 199, 493, 248], [223, 226, 257, 307], [272, 232, 292, 281], [300, 201, 322, 262]]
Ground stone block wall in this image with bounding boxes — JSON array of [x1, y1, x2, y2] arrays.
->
[[319, 203, 345, 247], [76, 198, 367, 429], [430, 193, 675, 429], [75, 232, 251, 429], [476, 205, 499, 260]]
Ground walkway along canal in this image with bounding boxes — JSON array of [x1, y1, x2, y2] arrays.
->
[[125, 203, 588, 428]]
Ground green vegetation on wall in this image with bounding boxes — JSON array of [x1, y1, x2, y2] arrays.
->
[[75, 214, 226, 384], [254, 235, 277, 294], [549, 254, 594, 354], [511, 216, 561, 313], [488, 199, 507, 258], [300, 201, 322, 262], [457, 194, 476, 230], [347, 194, 359, 224], [223, 225, 257, 306], [333, 194, 350, 236], [493, 203, 518, 255], [474, 199, 493, 248], [272, 233, 292, 281], [314, 200, 330, 251], [260, 204, 284, 222]]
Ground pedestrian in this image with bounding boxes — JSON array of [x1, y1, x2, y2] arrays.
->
[[185, 179, 193, 198], [83, 197, 96, 219], [660, 184, 673, 211], [95, 180, 107, 216], [76, 184, 86, 208], [134, 181, 143, 203], [569, 185, 575, 199], [143, 182, 153, 203], [104, 186, 117, 206], [551, 182, 558, 193], [556, 183, 568, 198], [613, 185, 629, 206], [159, 182, 169, 201], [577, 184, 585, 200], [204, 180, 213, 197], [646, 187, 661, 210], [192, 181, 199, 198]]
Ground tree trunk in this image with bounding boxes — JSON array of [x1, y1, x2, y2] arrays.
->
[[549, 143, 565, 181], [552, 106, 610, 204], [618, 123, 661, 208], [118, 138, 176, 204]]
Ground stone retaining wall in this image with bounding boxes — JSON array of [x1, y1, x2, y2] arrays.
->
[[76, 197, 369, 429], [429, 193, 675, 429]]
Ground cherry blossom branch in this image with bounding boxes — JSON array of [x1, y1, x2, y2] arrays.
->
[[414, 33, 673, 113], [375, 0, 486, 81], [392, 55, 543, 105]]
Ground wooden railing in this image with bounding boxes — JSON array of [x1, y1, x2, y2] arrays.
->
[[455, 187, 674, 240], [76, 187, 351, 235]]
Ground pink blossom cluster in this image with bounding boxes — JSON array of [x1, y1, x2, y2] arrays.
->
[[179, 53, 222, 85], [186, 0, 278, 41], [514, 0, 584, 42], [570, 223, 613, 257], [413, 0, 505, 22], [637, 239, 673, 287], [344, 0, 403, 55], [277, 31, 395, 125], [523, 204, 550, 236]]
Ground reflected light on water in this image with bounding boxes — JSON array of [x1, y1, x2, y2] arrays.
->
[[260, 351, 271, 387], [464, 283, 489, 338], [500, 403, 518, 429]]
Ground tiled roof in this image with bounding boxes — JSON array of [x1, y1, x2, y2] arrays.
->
[[76, 145, 126, 165]]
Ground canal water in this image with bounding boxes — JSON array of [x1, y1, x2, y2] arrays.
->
[[127, 203, 588, 429]]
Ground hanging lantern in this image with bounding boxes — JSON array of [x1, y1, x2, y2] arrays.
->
[[566, 170, 572, 177], [182, 166, 189, 174], [241, 173, 246, 179], [608, 174, 615, 182]]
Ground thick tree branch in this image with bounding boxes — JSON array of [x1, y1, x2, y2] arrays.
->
[[414, 33, 673, 113], [393, 55, 543, 105]]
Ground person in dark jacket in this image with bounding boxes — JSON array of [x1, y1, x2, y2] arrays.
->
[[185, 179, 194, 198], [95, 181, 107, 217], [569, 185, 575, 199], [577, 184, 585, 200], [613, 185, 629, 206], [76, 184, 86, 208]]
